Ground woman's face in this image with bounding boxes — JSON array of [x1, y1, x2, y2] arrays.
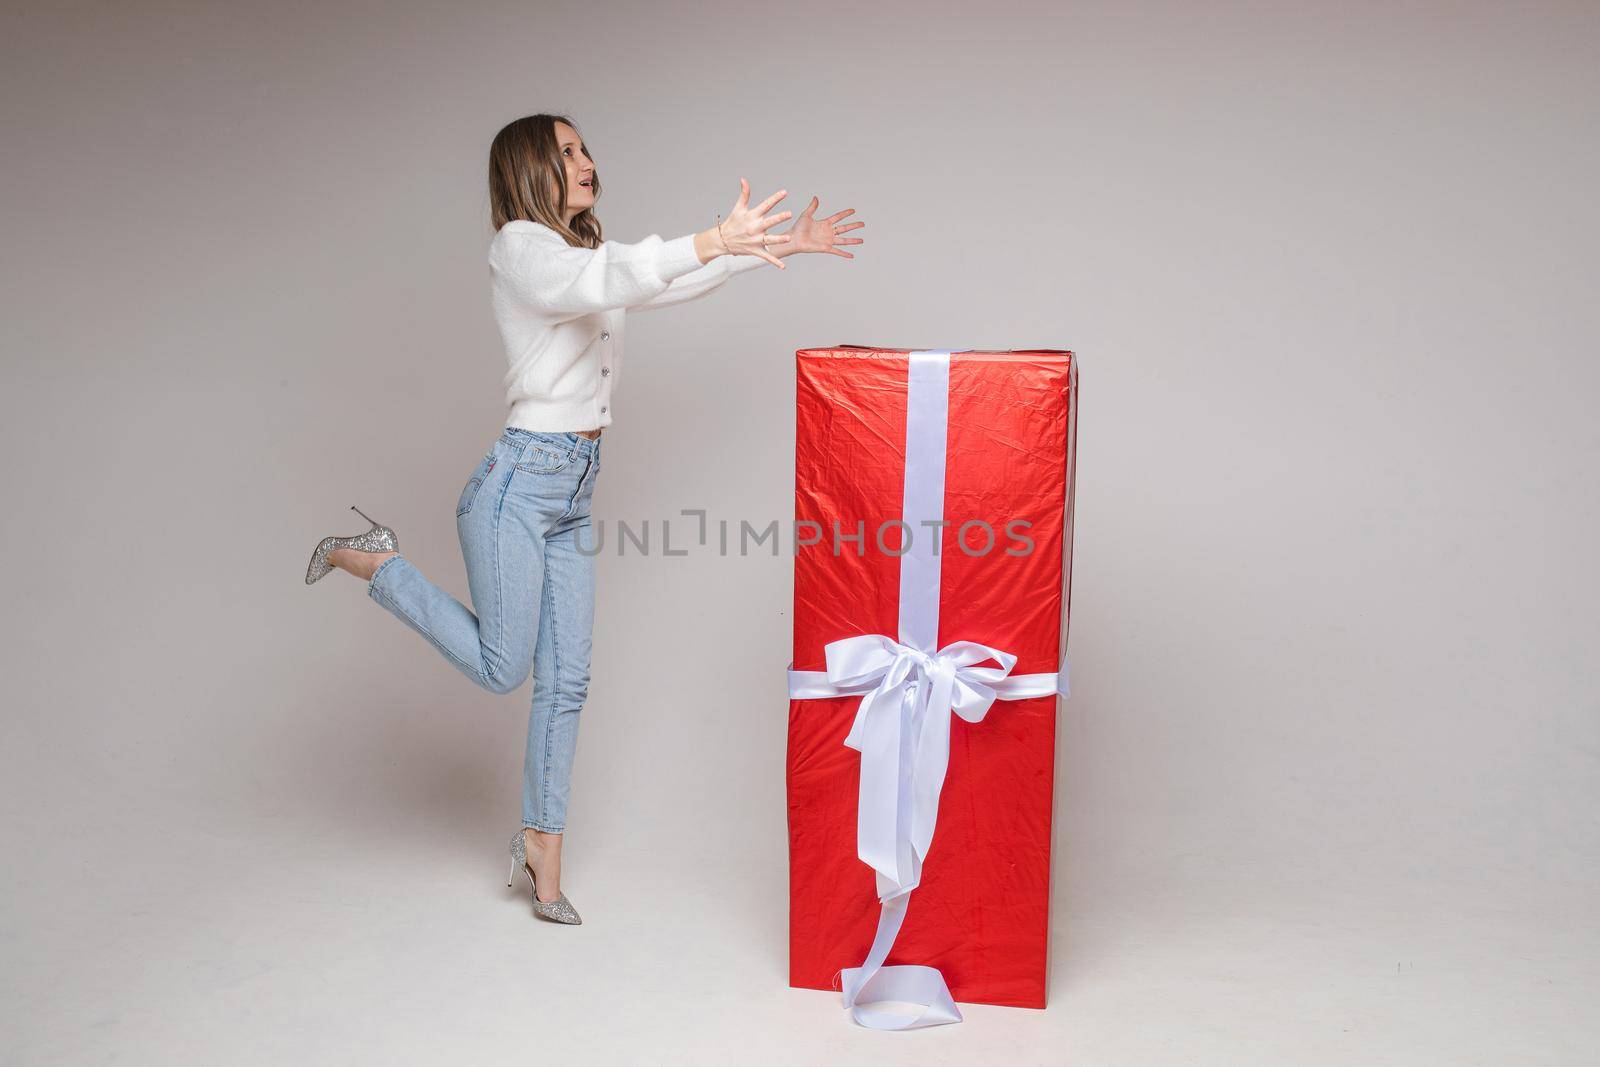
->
[[554, 121, 595, 222]]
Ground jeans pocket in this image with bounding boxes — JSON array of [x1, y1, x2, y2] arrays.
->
[[457, 450, 498, 516], [514, 443, 572, 475]]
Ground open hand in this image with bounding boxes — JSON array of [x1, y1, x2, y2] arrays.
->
[[719, 178, 793, 268], [782, 197, 864, 259]]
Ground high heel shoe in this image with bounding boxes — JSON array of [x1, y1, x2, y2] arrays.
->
[[304, 505, 399, 584], [507, 829, 583, 925]]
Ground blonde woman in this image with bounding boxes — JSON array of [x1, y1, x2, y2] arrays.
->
[[304, 113, 864, 923]]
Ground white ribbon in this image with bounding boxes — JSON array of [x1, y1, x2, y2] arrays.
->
[[785, 350, 1071, 1030]]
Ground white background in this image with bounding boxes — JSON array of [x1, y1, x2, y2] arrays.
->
[[3, 1, 1596, 1063]]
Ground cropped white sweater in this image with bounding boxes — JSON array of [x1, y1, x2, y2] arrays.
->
[[487, 220, 768, 432]]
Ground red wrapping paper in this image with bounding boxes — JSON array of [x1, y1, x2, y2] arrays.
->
[[786, 345, 1078, 1010]]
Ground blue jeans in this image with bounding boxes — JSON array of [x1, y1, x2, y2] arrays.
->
[[366, 427, 601, 834]]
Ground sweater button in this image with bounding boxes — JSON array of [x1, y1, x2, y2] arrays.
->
[[601, 331, 610, 340], [600, 405, 607, 413], [601, 367, 610, 376]]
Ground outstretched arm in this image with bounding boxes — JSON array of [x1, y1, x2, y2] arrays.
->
[[490, 223, 715, 323], [633, 194, 865, 313]]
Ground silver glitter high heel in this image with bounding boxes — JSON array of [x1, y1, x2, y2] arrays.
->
[[507, 830, 583, 925], [304, 505, 399, 585]]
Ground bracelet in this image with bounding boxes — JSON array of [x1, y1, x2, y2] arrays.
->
[[715, 213, 731, 255]]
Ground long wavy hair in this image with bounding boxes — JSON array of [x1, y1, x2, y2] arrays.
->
[[488, 113, 603, 247]]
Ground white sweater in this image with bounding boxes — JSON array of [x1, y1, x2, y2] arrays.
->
[[487, 220, 768, 432]]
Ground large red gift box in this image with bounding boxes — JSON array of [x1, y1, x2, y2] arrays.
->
[[786, 345, 1079, 1015]]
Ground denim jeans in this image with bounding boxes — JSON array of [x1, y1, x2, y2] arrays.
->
[[366, 427, 601, 834]]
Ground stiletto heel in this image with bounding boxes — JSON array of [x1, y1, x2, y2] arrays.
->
[[507, 829, 583, 925], [303, 504, 400, 584]]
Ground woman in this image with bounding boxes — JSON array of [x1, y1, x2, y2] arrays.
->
[[302, 113, 863, 924]]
